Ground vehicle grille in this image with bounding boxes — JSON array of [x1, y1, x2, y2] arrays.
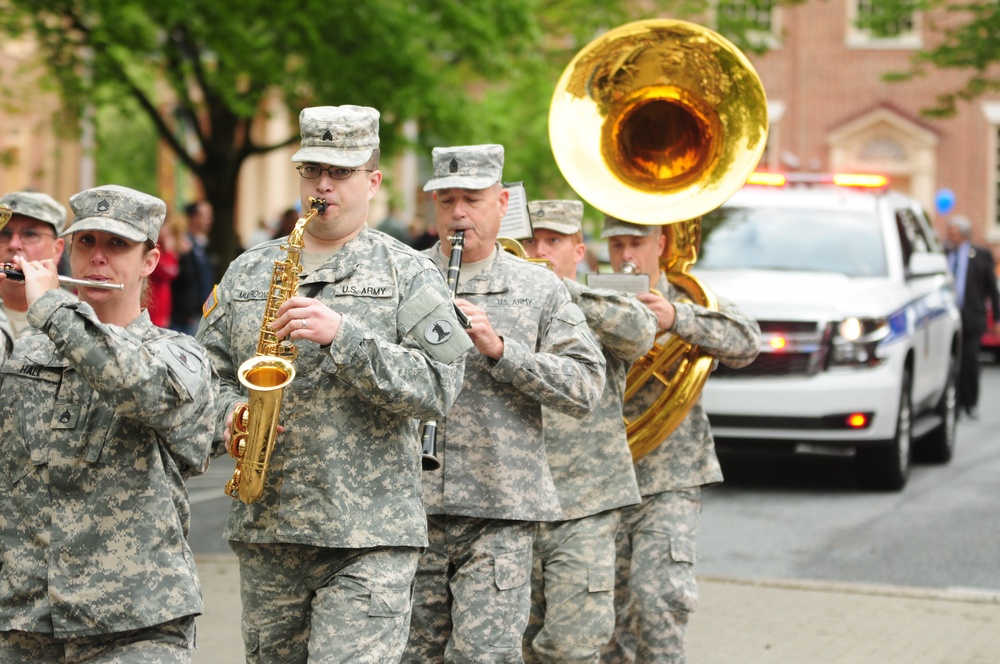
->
[[713, 320, 830, 378]]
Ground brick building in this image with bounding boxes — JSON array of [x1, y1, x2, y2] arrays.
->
[[720, 0, 1000, 249]]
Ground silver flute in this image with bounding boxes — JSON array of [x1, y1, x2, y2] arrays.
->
[[1, 263, 125, 291]]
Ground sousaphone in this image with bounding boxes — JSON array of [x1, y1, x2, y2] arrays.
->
[[549, 19, 768, 460]]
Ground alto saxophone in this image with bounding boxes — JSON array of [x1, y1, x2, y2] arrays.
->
[[224, 197, 327, 504]]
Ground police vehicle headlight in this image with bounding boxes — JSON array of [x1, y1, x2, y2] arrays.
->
[[829, 317, 889, 367]]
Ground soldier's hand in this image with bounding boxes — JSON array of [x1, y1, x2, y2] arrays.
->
[[455, 298, 505, 359], [10, 255, 60, 307], [273, 295, 342, 347], [225, 401, 284, 457], [637, 291, 676, 332]]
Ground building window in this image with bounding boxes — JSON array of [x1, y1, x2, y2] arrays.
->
[[983, 103, 1000, 237], [847, 0, 921, 49], [714, 0, 780, 49], [993, 125, 1000, 230]]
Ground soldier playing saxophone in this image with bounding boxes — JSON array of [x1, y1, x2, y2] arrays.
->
[[197, 105, 472, 664]]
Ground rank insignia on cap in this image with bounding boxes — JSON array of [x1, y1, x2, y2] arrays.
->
[[322, 129, 333, 141], [202, 285, 220, 318], [425, 319, 453, 345], [449, 158, 459, 173], [97, 199, 110, 212]]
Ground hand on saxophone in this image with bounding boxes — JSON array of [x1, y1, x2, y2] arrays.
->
[[272, 295, 343, 346], [224, 402, 285, 457], [455, 298, 504, 360], [637, 291, 676, 332]]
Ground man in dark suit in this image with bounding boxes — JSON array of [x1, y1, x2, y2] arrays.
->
[[170, 200, 216, 335], [945, 215, 1000, 419]]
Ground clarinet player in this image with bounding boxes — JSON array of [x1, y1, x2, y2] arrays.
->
[[404, 144, 606, 662], [196, 105, 472, 663]]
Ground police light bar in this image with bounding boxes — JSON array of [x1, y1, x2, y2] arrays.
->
[[746, 172, 786, 186], [746, 172, 889, 189], [831, 173, 888, 188]]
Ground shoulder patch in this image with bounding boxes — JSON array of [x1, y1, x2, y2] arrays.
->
[[151, 337, 207, 401], [202, 285, 219, 318], [424, 319, 454, 345]]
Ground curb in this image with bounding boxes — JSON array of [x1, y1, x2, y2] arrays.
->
[[698, 575, 1000, 605]]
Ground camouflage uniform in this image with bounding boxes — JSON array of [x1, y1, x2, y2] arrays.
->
[[524, 280, 655, 663], [198, 226, 471, 663], [601, 273, 760, 664], [0, 289, 215, 661], [406, 246, 606, 663], [0, 307, 10, 361]]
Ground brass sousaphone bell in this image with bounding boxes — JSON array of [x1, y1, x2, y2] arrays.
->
[[549, 19, 768, 460]]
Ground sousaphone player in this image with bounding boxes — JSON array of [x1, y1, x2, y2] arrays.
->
[[547, 19, 765, 663]]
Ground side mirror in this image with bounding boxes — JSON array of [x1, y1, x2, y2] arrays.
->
[[908, 252, 949, 278]]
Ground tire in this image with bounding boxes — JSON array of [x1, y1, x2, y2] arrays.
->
[[916, 353, 957, 464], [857, 367, 912, 491]]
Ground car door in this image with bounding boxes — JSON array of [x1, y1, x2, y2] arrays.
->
[[896, 205, 953, 406]]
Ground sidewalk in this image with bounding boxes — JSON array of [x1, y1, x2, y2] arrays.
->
[[193, 555, 1000, 663]]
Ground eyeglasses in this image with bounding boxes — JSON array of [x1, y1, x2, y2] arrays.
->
[[296, 164, 374, 180], [0, 228, 58, 245]]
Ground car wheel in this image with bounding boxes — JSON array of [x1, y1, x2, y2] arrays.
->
[[916, 353, 957, 464], [857, 367, 912, 491]]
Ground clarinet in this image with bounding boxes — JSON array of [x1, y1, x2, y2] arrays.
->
[[420, 231, 470, 471]]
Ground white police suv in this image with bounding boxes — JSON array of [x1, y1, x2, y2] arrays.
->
[[694, 173, 961, 491]]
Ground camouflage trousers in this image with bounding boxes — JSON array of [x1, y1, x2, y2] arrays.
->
[[404, 515, 535, 663], [523, 509, 620, 663], [230, 541, 419, 664], [0, 616, 194, 663], [600, 487, 702, 664]]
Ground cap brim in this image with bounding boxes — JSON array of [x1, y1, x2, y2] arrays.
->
[[423, 175, 500, 192], [600, 227, 650, 239], [61, 218, 148, 243], [6, 212, 62, 232], [532, 221, 580, 235], [291, 146, 373, 168]]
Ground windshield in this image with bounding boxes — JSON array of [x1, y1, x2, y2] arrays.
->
[[699, 205, 888, 277]]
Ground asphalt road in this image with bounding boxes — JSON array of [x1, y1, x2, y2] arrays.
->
[[697, 362, 1000, 593], [187, 364, 1000, 596]]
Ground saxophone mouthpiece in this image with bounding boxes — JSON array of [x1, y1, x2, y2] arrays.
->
[[309, 197, 328, 215]]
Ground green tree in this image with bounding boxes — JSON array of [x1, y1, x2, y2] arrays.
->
[[1, 0, 772, 256], [0, 0, 543, 260], [94, 99, 158, 195], [855, 0, 1000, 117]]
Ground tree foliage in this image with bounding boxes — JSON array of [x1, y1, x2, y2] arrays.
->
[[855, 0, 1000, 118], [0, 0, 771, 253], [0, 0, 544, 259]]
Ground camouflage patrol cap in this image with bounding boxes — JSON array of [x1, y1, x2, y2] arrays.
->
[[529, 200, 583, 235], [600, 214, 654, 238], [423, 144, 504, 192], [0, 191, 67, 232], [62, 185, 166, 243], [291, 105, 380, 168]]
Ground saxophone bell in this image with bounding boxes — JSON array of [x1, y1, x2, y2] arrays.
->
[[225, 356, 296, 503]]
